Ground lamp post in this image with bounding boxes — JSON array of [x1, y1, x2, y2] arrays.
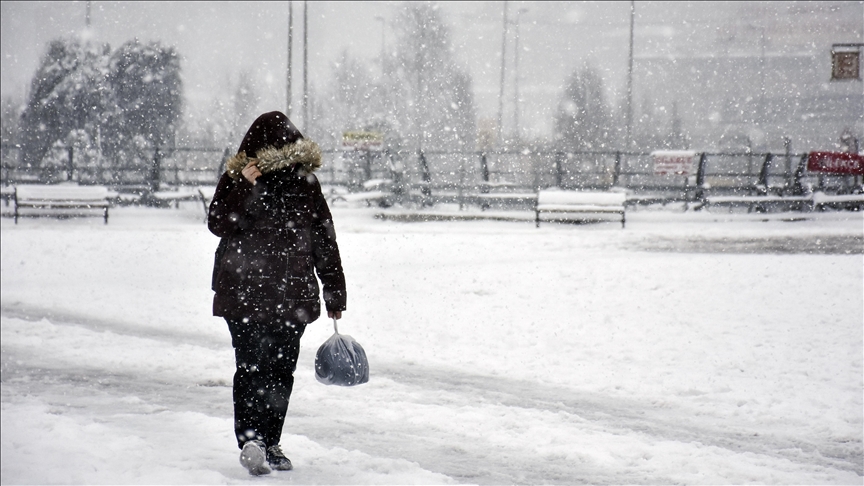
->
[[287, 1, 293, 117], [375, 16, 386, 78], [513, 8, 528, 142], [303, 0, 309, 133], [625, 0, 634, 149], [497, 1, 509, 147]]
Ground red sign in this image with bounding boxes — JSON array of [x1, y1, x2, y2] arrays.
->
[[652, 150, 697, 176], [807, 152, 864, 175]]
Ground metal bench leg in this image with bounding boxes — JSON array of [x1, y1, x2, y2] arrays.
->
[[535, 210, 540, 228], [198, 192, 209, 223]]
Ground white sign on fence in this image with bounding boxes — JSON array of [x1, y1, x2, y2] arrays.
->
[[341, 131, 384, 151], [652, 150, 697, 176]]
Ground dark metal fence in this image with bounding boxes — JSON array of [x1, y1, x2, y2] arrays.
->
[[2, 143, 860, 204]]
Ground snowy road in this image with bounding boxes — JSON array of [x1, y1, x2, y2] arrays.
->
[[2, 206, 862, 484], [4, 307, 860, 485]]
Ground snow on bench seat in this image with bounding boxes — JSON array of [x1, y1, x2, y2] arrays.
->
[[535, 190, 626, 228], [703, 194, 812, 212], [812, 191, 864, 210], [474, 192, 537, 201], [812, 192, 864, 204], [332, 190, 393, 208], [151, 187, 203, 205], [706, 195, 811, 204], [14, 184, 112, 224]]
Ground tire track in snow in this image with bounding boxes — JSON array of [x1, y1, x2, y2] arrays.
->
[[370, 362, 863, 477], [0, 303, 227, 350]]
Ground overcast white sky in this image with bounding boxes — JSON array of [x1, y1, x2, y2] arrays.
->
[[1, 1, 640, 138], [2, 2, 860, 140]]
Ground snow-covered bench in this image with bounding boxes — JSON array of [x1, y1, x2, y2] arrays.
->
[[702, 194, 812, 213], [330, 179, 395, 208], [339, 190, 390, 205], [535, 190, 626, 228], [462, 182, 537, 210], [150, 186, 204, 209], [148, 186, 215, 221], [14, 184, 112, 224], [1, 186, 14, 207], [473, 191, 537, 209], [812, 191, 864, 211]]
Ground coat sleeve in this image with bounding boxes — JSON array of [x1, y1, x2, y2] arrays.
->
[[207, 172, 256, 237], [310, 176, 347, 312]]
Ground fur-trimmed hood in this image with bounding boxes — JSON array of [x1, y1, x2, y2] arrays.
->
[[225, 138, 322, 180]]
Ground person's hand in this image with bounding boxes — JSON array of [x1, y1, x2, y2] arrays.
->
[[328, 311, 342, 320], [241, 160, 261, 184]]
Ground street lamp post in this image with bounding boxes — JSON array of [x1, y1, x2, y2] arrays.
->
[[513, 8, 528, 142], [303, 0, 309, 133], [375, 16, 385, 78], [497, 1, 509, 147], [287, 1, 293, 117], [626, 0, 634, 149]]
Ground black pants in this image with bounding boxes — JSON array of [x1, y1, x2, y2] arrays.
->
[[226, 318, 306, 450]]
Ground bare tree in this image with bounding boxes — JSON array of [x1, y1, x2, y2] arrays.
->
[[554, 64, 613, 152]]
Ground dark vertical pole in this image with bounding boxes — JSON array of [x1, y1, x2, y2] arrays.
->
[[753, 153, 773, 212], [364, 150, 372, 181], [151, 146, 162, 193], [458, 155, 466, 211], [303, 0, 309, 133], [613, 151, 622, 187], [67, 146, 74, 181], [694, 152, 707, 204], [533, 154, 542, 192], [759, 27, 766, 120], [757, 153, 773, 192], [555, 152, 565, 188], [419, 149, 432, 205], [497, 1, 508, 146], [480, 152, 490, 189], [287, 1, 293, 118], [479, 152, 490, 210], [415, 8, 424, 155], [783, 137, 792, 191], [792, 154, 807, 197], [513, 8, 525, 141], [626, 0, 635, 149]]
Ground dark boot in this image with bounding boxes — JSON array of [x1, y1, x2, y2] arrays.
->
[[267, 445, 293, 471]]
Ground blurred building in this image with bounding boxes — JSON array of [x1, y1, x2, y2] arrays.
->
[[632, 1, 863, 153]]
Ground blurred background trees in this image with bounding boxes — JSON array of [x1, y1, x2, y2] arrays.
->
[[16, 36, 182, 175]]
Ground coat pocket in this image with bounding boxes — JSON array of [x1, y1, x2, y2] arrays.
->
[[211, 237, 230, 291], [284, 255, 318, 300]]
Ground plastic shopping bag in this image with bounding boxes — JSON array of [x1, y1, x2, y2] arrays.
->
[[315, 319, 369, 386]]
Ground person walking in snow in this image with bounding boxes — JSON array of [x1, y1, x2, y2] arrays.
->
[[208, 111, 347, 475]]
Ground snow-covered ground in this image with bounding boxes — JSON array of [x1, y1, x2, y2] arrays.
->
[[2, 202, 862, 485]]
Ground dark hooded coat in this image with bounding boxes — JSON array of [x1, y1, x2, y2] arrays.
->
[[208, 112, 346, 324]]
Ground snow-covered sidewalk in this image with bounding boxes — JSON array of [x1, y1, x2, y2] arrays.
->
[[2, 205, 862, 484]]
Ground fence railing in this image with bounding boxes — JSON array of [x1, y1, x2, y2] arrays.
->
[[1, 144, 860, 203]]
